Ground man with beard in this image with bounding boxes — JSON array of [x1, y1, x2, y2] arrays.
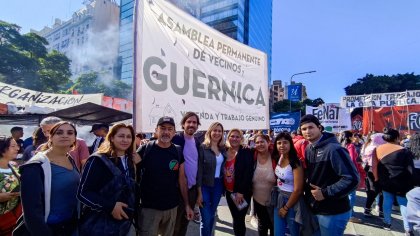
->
[[136, 116, 193, 236], [172, 112, 201, 236]]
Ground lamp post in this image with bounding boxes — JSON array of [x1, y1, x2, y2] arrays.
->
[[289, 70, 316, 112]]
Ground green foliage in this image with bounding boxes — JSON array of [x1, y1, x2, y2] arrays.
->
[[272, 97, 325, 115], [0, 20, 71, 92], [344, 73, 420, 95], [70, 72, 132, 98]]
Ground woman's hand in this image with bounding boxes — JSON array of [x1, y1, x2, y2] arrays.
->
[[132, 152, 142, 165], [234, 193, 244, 205], [196, 194, 203, 208], [111, 202, 129, 220], [278, 207, 288, 218], [0, 192, 19, 203]]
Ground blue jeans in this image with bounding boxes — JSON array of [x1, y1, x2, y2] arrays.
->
[[200, 178, 223, 236], [274, 197, 300, 236], [383, 191, 409, 231], [313, 210, 351, 236], [349, 191, 356, 216]]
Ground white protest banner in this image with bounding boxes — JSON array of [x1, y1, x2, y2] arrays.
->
[[306, 103, 351, 133], [340, 90, 420, 108], [0, 82, 103, 109], [134, 0, 269, 132]]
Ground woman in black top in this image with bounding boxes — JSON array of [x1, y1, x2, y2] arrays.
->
[[373, 128, 415, 233], [224, 128, 253, 236], [77, 123, 138, 236]]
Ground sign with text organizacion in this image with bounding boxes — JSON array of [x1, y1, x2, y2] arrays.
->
[[0, 82, 103, 109], [134, 0, 269, 132]]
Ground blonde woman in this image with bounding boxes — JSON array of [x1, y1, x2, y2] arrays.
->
[[197, 122, 226, 236], [224, 129, 253, 236]]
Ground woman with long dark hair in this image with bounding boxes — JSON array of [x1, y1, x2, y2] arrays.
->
[[20, 121, 80, 235], [0, 136, 21, 235], [77, 123, 138, 235], [196, 122, 226, 236], [224, 129, 253, 236], [252, 133, 276, 236], [340, 131, 362, 223], [373, 128, 415, 233], [271, 132, 304, 236]]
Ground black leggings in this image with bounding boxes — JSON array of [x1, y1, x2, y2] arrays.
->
[[253, 200, 273, 236], [226, 192, 251, 236], [365, 168, 383, 211]]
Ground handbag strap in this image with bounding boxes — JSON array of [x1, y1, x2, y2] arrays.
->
[[8, 163, 20, 181]]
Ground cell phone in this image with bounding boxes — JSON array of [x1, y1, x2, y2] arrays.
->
[[10, 185, 20, 193]]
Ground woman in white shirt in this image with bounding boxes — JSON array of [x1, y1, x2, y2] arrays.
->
[[272, 132, 304, 236], [196, 122, 226, 236]]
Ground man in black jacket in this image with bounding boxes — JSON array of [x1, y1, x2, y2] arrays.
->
[[300, 114, 359, 236], [172, 112, 201, 236]]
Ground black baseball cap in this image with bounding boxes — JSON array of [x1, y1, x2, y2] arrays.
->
[[157, 116, 175, 127]]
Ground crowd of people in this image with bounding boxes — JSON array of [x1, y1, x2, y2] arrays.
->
[[0, 112, 419, 236]]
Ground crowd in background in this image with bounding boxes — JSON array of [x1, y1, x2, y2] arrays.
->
[[0, 113, 419, 236]]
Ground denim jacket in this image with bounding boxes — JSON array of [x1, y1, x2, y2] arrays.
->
[[197, 144, 226, 187]]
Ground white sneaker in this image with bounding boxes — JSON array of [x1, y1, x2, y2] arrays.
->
[[193, 206, 201, 224]]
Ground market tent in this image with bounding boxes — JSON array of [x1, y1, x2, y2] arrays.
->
[[48, 102, 132, 125], [0, 102, 132, 125]]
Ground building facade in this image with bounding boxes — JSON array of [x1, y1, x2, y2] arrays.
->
[[118, 0, 272, 85], [269, 80, 285, 111], [33, 0, 120, 79]]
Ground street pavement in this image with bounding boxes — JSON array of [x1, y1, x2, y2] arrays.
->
[[186, 190, 407, 235]]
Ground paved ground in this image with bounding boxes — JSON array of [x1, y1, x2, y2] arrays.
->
[[186, 191, 407, 235]]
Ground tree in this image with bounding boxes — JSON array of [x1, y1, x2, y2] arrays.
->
[[0, 20, 72, 92], [70, 72, 132, 98], [272, 97, 326, 115], [272, 100, 301, 113], [344, 73, 420, 95], [38, 51, 71, 92]]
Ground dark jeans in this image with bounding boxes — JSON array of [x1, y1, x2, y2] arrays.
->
[[365, 168, 383, 211], [173, 186, 198, 236], [48, 216, 78, 236], [253, 199, 273, 236], [226, 191, 251, 236]]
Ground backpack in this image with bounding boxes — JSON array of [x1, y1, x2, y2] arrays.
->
[[136, 140, 183, 195], [79, 154, 135, 236]]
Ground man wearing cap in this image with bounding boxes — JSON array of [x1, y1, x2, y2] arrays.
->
[[299, 114, 359, 236], [89, 123, 109, 154], [172, 112, 201, 236], [136, 116, 193, 236]]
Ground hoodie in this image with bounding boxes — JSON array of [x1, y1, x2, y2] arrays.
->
[[304, 132, 359, 215], [293, 135, 308, 168]]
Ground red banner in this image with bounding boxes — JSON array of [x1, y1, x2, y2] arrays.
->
[[362, 105, 420, 135]]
